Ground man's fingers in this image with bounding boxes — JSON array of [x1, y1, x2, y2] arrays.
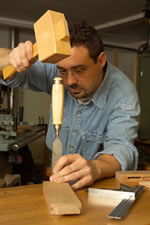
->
[[8, 40, 33, 72], [72, 176, 92, 190], [50, 154, 97, 190], [53, 154, 81, 174], [51, 168, 86, 183], [25, 40, 33, 60], [18, 42, 32, 67], [55, 160, 82, 176]]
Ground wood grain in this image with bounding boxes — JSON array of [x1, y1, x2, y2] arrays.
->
[[43, 181, 81, 215], [139, 181, 150, 189]]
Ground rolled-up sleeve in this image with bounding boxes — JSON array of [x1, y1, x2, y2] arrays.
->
[[0, 61, 58, 94], [95, 94, 140, 171]]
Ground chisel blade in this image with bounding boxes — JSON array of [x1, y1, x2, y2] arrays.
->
[[52, 136, 62, 170]]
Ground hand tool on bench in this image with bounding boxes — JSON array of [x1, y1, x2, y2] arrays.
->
[[88, 183, 144, 220], [108, 184, 144, 219], [52, 77, 64, 170], [2, 10, 71, 80]]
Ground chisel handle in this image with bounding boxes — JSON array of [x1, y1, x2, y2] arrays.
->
[[52, 77, 64, 132]]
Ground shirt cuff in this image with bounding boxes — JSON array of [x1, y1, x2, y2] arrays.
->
[[94, 144, 138, 171]]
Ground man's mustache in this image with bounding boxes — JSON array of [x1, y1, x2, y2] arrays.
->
[[67, 84, 80, 89]]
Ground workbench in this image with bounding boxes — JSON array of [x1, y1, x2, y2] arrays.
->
[[0, 178, 149, 225], [0, 125, 48, 184], [0, 125, 47, 152]]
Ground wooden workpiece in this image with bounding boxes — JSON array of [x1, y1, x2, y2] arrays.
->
[[139, 181, 150, 189], [2, 10, 71, 80], [115, 170, 150, 183], [43, 181, 82, 215]]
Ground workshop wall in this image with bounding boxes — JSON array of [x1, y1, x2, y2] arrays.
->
[[105, 48, 137, 85], [0, 26, 9, 47]]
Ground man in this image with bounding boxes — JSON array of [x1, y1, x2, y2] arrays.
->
[[0, 21, 140, 190]]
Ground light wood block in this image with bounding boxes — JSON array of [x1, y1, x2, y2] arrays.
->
[[43, 181, 82, 215], [34, 10, 71, 63], [115, 170, 150, 183], [139, 181, 150, 189]]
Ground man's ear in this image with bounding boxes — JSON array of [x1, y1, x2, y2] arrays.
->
[[97, 52, 106, 69]]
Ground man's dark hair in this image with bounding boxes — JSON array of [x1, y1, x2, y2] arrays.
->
[[69, 20, 104, 63]]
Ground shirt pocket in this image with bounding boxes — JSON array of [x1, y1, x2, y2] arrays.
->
[[81, 131, 104, 160]]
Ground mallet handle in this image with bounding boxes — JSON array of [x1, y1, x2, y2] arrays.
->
[[2, 43, 38, 80]]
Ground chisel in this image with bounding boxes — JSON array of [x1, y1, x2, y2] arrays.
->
[[52, 77, 64, 171]]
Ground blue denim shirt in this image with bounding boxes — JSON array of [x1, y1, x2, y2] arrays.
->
[[0, 61, 140, 170]]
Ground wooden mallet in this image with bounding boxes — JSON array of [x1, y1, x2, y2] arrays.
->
[[2, 10, 71, 80]]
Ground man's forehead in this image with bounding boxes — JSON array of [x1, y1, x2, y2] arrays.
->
[[57, 46, 92, 69], [57, 64, 86, 70]]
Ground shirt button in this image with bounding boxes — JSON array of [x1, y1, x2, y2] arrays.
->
[[69, 145, 74, 153], [72, 129, 77, 133], [77, 111, 81, 115]]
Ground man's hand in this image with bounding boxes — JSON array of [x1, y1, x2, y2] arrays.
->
[[8, 40, 33, 72], [50, 153, 121, 190], [50, 154, 99, 190]]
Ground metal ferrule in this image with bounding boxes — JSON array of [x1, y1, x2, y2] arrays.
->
[[54, 124, 61, 137], [53, 77, 63, 85]]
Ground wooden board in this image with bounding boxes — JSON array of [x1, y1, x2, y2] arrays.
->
[[43, 181, 82, 215], [139, 181, 150, 189], [115, 170, 150, 183]]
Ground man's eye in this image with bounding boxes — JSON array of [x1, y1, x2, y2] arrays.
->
[[76, 70, 82, 73], [74, 68, 85, 74], [59, 70, 67, 75]]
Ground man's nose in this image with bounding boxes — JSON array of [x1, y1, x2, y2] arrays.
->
[[66, 71, 77, 86]]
